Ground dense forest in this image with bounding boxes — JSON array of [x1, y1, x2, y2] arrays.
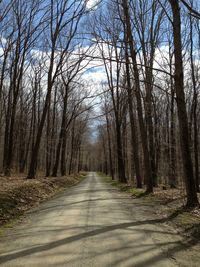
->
[[0, 0, 200, 208]]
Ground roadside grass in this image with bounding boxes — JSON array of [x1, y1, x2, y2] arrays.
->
[[99, 172, 200, 239], [99, 172, 146, 197], [0, 172, 87, 232]]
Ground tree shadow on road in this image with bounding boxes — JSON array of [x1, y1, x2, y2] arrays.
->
[[0, 216, 198, 265]]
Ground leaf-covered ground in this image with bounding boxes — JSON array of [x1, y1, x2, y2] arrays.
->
[[0, 173, 86, 228]]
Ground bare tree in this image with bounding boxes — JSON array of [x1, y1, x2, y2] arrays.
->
[[27, 0, 87, 178], [167, 0, 199, 206]]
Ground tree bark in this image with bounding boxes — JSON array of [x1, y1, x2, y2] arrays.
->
[[124, 27, 142, 188], [169, 0, 199, 207], [122, 0, 153, 193]]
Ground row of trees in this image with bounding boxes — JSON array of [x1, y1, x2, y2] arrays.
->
[[0, 0, 95, 178], [0, 0, 200, 208], [91, 0, 200, 207]]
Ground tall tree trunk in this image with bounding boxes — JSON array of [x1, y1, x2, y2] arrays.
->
[[27, 85, 52, 178], [122, 0, 153, 193], [52, 86, 68, 177], [68, 120, 75, 175], [105, 111, 114, 180], [116, 117, 126, 183], [49, 88, 57, 176], [169, 61, 176, 188], [144, 70, 157, 186], [189, 15, 199, 192], [45, 104, 51, 177], [27, 45, 55, 179], [124, 28, 142, 188], [60, 126, 68, 176], [3, 79, 12, 175], [169, 0, 199, 207]]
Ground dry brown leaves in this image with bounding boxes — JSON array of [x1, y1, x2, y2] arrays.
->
[[0, 173, 84, 226]]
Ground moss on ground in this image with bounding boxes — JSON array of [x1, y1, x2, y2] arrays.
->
[[99, 173, 146, 197]]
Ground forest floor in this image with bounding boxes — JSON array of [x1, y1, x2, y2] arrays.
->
[[101, 175, 200, 240], [0, 172, 87, 230]]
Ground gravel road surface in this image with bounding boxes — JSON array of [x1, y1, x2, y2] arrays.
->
[[0, 173, 199, 267]]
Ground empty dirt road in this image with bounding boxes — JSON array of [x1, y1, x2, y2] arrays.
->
[[0, 173, 199, 267]]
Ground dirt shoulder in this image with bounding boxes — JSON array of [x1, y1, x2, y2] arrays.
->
[[100, 174, 200, 241], [0, 173, 87, 229]]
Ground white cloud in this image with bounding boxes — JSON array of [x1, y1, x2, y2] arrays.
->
[[85, 0, 100, 9], [82, 67, 107, 84]]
